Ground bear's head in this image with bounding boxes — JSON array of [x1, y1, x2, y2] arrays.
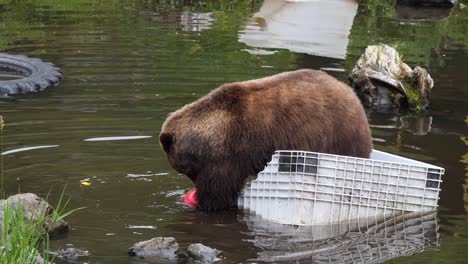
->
[[159, 110, 213, 183], [159, 97, 247, 211]]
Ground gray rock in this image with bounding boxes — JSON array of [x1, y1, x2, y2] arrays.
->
[[187, 243, 221, 263], [35, 254, 44, 264], [128, 237, 179, 259], [350, 44, 434, 111], [54, 248, 90, 260], [397, 0, 457, 7], [0, 193, 70, 236]]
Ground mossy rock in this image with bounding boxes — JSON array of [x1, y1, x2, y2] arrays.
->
[[350, 44, 434, 111]]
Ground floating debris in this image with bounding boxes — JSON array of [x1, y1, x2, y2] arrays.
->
[[372, 138, 387, 143], [129, 178, 153, 182], [127, 225, 157, 230], [126, 172, 168, 178], [84, 135, 152, 142], [1, 145, 59, 155], [320, 67, 346, 72], [80, 178, 91, 186]]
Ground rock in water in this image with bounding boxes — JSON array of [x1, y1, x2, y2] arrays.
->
[[128, 237, 179, 259], [35, 255, 44, 264], [350, 44, 434, 111], [0, 193, 70, 236], [54, 248, 90, 260], [187, 243, 221, 263]]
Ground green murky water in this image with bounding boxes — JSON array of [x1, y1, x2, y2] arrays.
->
[[0, 0, 467, 263]]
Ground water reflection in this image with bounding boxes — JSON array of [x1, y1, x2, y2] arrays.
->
[[239, 0, 358, 59], [242, 212, 439, 263], [395, 3, 454, 21], [400, 113, 433, 136], [368, 111, 433, 136], [180, 12, 214, 32]]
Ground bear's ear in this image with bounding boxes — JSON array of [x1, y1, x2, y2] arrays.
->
[[160, 133, 174, 153]]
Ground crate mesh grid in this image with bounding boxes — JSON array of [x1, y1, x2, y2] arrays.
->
[[239, 150, 444, 226]]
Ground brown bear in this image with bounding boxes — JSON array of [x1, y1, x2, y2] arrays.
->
[[160, 69, 372, 211]]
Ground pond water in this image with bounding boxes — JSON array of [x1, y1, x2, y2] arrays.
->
[[0, 0, 467, 263]]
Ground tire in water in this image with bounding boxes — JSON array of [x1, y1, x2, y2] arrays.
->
[[0, 53, 63, 96]]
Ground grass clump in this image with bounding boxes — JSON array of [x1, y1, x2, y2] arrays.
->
[[0, 191, 81, 264], [0, 200, 50, 264]]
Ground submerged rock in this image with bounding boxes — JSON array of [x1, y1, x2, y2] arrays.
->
[[128, 237, 179, 259], [0, 193, 70, 236], [187, 243, 221, 263], [350, 44, 434, 111], [53, 248, 90, 260], [397, 0, 457, 7]]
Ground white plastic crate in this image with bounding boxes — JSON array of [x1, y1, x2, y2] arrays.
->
[[238, 150, 444, 226]]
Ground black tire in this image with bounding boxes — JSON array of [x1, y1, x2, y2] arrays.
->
[[0, 53, 63, 96]]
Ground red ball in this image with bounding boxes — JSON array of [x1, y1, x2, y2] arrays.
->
[[183, 189, 197, 207]]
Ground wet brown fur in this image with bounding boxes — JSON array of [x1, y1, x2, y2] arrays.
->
[[160, 69, 372, 211]]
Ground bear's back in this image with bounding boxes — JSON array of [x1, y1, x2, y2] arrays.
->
[[212, 69, 360, 115], [209, 69, 372, 159]]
